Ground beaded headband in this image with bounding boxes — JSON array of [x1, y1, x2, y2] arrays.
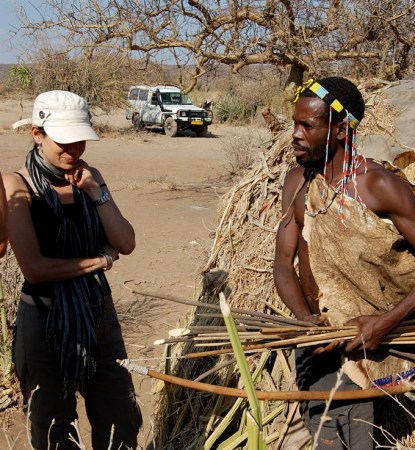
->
[[294, 78, 360, 129]]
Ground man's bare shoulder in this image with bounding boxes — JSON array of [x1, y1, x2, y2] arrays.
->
[[281, 166, 308, 216], [364, 158, 393, 173], [284, 165, 306, 188], [358, 158, 415, 214], [363, 158, 412, 189], [282, 166, 309, 202]]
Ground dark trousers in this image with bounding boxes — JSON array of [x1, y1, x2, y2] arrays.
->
[[296, 349, 374, 450], [13, 298, 142, 450]]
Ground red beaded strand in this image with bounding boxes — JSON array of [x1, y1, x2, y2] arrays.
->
[[318, 109, 367, 230]]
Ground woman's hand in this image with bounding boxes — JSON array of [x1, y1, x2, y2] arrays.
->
[[99, 245, 120, 271], [64, 164, 136, 255], [64, 160, 100, 193]]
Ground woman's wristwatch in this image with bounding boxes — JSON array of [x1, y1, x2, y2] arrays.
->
[[93, 191, 110, 207]]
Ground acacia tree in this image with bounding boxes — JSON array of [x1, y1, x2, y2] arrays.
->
[[18, 0, 414, 100]]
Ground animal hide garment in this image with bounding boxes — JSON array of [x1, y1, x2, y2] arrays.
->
[[303, 174, 415, 388]]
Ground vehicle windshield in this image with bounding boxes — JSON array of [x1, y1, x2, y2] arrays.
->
[[160, 92, 193, 105]]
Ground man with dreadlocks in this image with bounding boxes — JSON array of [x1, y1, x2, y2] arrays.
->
[[273, 77, 415, 449]]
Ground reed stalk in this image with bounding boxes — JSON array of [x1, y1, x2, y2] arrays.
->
[[219, 292, 266, 450], [163, 344, 175, 407], [204, 350, 271, 449], [217, 430, 246, 450], [275, 402, 298, 449], [127, 288, 315, 326], [194, 358, 236, 382], [195, 363, 235, 449], [206, 395, 245, 449], [183, 324, 415, 359]]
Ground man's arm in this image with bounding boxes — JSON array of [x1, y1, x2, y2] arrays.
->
[[275, 169, 346, 354], [346, 168, 415, 351], [273, 168, 317, 321]]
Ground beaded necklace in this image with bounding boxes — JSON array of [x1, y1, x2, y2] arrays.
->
[[304, 169, 341, 217], [304, 107, 367, 228]]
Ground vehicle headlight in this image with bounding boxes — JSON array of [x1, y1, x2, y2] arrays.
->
[[178, 110, 187, 117]]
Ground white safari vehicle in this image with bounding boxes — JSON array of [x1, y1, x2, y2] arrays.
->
[[126, 85, 213, 137]]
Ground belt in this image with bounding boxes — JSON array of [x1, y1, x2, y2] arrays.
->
[[21, 292, 52, 308]]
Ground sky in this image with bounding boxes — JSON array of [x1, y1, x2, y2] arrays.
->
[[0, 0, 43, 64], [0, 0, 20, 64]]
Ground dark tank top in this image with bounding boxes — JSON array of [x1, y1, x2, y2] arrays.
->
[[15, 173, 84, 297]]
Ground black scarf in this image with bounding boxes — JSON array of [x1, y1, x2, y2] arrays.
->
[[26, 148, 110, 387]]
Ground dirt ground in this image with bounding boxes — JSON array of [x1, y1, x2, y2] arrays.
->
[[0, 99, 269, 449]]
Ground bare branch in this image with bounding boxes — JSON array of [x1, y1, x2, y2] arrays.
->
[[16, 0, 415, 92]]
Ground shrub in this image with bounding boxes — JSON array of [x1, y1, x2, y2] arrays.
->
[[221, 128, 267, 176]]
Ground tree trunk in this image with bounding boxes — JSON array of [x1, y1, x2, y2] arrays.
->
[[283, 64, 305, 119]]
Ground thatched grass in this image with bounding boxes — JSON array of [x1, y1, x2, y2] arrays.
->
[[148, 130, 303, 448]]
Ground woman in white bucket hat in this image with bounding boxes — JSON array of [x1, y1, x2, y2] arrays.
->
[[4, 90, 142, 449]]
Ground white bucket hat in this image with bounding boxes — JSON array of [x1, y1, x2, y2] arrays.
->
[[12, 90, 99, 144]]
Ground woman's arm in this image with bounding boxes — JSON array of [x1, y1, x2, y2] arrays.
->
[[65, 163, 135, 255], [0, 173, 8, 257], [3, 172, 112, 284]]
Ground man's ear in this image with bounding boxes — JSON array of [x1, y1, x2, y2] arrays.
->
[[335, 122, 347, 141]]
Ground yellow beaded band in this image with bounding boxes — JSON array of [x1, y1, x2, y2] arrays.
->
[[294, 78, 360, 129]]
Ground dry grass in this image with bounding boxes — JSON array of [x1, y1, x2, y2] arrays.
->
[[92, 122, 139, 140], [146, 174, 178, 191], [123, 178, 142, 191], [220, 127, 275, 177], [0, 248, 24, 425], [150, 130, 297, 448], [0, 248, 23, 323]]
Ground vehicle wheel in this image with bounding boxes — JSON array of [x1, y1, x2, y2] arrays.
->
[[195, 126, 208, 137], [163, 117, 178, 137], [133, 114, 144, 131]]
